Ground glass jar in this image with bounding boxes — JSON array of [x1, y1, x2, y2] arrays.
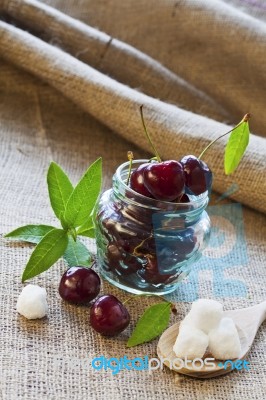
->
[[95, 160, 211, 295]]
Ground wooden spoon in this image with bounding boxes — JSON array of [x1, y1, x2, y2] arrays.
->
[[157, 301, 266, 378]]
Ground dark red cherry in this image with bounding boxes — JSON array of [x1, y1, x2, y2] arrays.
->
[[143, 160, 185, 201], [90, 294, 130, 336], [59, 266, 101, 304], [116, 254, 143, 275], [140, 255, 172, 284], [107, 242, 125, 263], [181, 155, 212, 195], [130, 163, 154, 198], [106, 242, 142, 275], [199, 160, 213, 191], [179, 193, 190, 203]]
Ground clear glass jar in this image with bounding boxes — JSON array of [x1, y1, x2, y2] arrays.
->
[[95, 160, 211, 295]]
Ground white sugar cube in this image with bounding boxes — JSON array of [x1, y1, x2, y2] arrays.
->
[[184, 299, 223, 334], [208, 317, 241, 360], [173, 324, 209, 359], [17, 284, 48, 319]]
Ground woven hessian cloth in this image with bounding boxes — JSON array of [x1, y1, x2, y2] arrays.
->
[[0, 0, 265, 399]]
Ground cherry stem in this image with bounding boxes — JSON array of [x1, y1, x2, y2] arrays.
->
[[198, 113, 251, 160], [132, 235, 152, 257], [126, 151, 134, 186], [140, 105, 162, 163]]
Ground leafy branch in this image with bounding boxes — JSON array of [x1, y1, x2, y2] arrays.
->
[[5, 159, 102, 282]]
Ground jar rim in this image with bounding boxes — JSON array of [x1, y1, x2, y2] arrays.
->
[[114, 159, 209, 210]]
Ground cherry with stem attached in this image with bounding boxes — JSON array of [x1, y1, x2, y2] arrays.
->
[[137, 106, 185, 201], [181, 113, 251, 196]]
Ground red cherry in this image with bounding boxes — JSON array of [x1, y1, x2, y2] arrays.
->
[[180, 193, 190, 202], [59, 266, 100, 304], [90, 294, 130, 336], [181, 155, 212, 195], [130, 163, 154, 197], [143, 160, 185, 201], [140, 255, 172, 284]]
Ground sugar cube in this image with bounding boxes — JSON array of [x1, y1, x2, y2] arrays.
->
[[208, 317, 241, 360], [184, 299, 223, 334], [173, 324, 209, 359], [17, 284, 48, 319]]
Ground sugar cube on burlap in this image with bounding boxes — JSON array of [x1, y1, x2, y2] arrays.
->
[[16, 284, 48, 319]]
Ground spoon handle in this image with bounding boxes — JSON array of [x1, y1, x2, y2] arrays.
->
[[224, 301, 266, 338], [242, 301, 266, 334], [254, 301, 266, 326]]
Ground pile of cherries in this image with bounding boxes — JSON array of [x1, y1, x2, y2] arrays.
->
[[97, 154, 212, 288], [57, 159, 212, 336], [59, 265, 130, 336], [130, 155, 212, 201], [100, 109, 213, 287], [56, 110, 248, 337]]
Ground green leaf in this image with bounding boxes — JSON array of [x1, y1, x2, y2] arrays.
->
[[64, 158, 102, 228], [224, 119, 250, 175], [76, 215, 95, 238], [5, 224, 55, 244], [47, 162, 74, 221], [22, 229, 68, 282], [127, 302, 171, 347], [63, 237, 92, 267], [77, 228, 95, 239]]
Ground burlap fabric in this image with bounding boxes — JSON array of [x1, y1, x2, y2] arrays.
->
[[0, 1, 265, 399]]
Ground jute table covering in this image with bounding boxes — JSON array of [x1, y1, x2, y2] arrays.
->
[[0, 1, 265, 399]]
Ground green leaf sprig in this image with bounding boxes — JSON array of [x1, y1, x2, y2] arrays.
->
[[127, 302, 172, 347], [198, 113, 251, 174], [123, 294, 177, 347], [5, 158, 102, 282]]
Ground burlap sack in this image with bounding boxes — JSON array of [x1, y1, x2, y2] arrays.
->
[[0, 0, 266, 213], [0, 1, 265, 399]]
